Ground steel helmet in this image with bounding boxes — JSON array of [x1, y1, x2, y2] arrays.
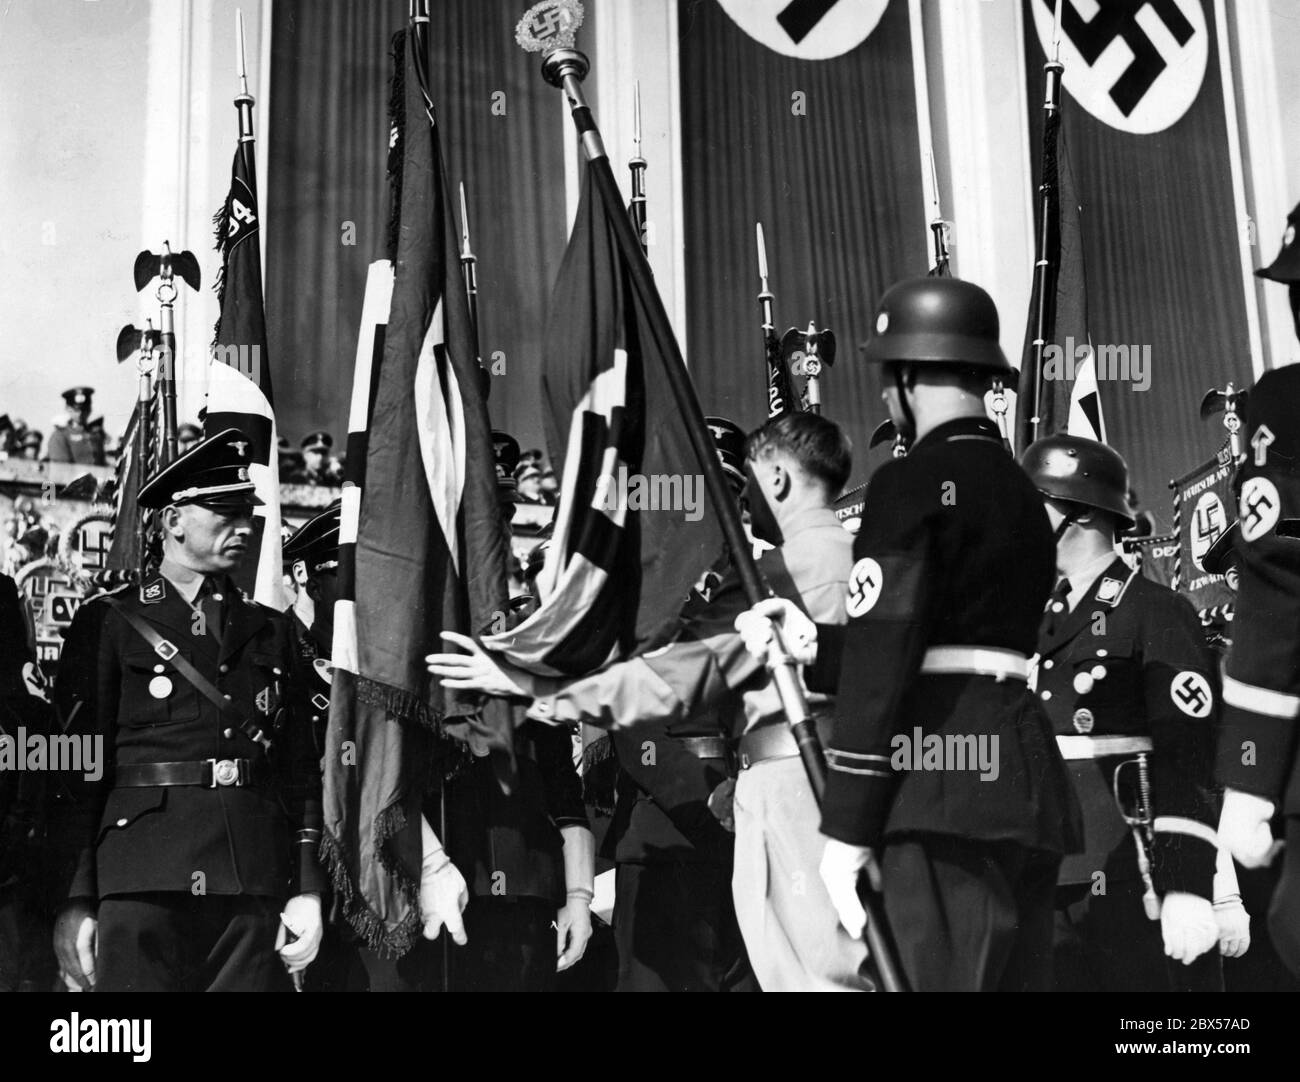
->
[[860, 277, 1013, 374], [1021, 434, 1135, 527]]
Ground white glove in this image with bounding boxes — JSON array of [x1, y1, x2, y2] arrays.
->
[[419, 815, 468, 945], [1218, 789, 1281, 869], [1214, 896, 1251, 959], [733, 597, 817, 665], [275, 893, 324, 981], [53, 905, 97, 991], [819, 839, 877, 940], [1213, 844, 1251, 958], [1160, 892, 1219, 965]]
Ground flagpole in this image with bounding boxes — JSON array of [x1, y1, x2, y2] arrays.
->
[[1026, 56, 1065, 451], [518, 2, 905, 991], [235, 10, 256, 175], [755, 223, 789, 417], [458, 182, 481, 366], [628, 81, 647, 255]]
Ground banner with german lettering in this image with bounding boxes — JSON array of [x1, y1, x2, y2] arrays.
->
[[1021, 0, 1253, 529], [1171, 449, 1236, 612]]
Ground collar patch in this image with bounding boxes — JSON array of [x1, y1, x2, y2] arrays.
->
[[1095, 577, 1124, 604]]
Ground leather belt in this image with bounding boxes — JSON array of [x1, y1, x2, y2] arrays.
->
[[920, 645, 1029, 682], [115, 759, 270, 789], [739, 717, 833, 770], [1056, 735, 1153, 760], [674, 736, 729, 760]]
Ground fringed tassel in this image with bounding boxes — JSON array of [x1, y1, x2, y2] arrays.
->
[[384, 29, 406, 264], [356, 674, 443, 732], [321, 807, 422, 959], [210, 196, 233, 348], [580, 734, 619, 815]]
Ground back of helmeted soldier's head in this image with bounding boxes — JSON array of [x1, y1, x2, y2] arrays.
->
[[744, 412, 852, 497]]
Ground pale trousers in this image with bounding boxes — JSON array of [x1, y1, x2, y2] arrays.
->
[[732, 755, 870, 991]]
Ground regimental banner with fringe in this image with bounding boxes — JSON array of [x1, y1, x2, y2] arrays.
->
[[207, 82, 287, 610], [482, 163, 724, 678], [321, 23, 511, 956]]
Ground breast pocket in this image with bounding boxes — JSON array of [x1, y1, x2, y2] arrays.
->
[[1070, 637, 1140, 730], [120, 648, 200, 727]]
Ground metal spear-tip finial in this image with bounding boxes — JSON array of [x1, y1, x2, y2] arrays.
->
[[458, 181, 475, 262]]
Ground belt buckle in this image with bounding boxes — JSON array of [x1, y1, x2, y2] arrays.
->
[[209, 758, 241, 787], [154, 639, 178, 661]]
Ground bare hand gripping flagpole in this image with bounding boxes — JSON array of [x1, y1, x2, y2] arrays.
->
[[516, 0, 905, 991]]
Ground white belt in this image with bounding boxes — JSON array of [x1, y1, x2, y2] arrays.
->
[[1056, 734, 1153, 760], [919, 646, 1029, 682]]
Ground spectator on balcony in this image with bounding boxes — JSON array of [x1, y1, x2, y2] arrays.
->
[[45, 387, 106, 467], [289, 431, 343, 487]]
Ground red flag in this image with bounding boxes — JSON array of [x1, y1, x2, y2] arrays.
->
[[322, 24, 511, 954], [482, 164, 724, 677]]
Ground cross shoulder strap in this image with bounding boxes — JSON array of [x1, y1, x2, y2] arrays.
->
[[103, 596, 272, 750]]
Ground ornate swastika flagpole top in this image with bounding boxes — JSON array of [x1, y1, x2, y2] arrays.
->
[[516, 0, 604, 163]]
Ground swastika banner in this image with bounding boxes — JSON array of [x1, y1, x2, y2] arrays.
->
[[1021, 0, 1252, 530], [1172, 451, 1236, 612]]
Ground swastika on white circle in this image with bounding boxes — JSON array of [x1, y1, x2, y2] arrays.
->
[[1170, 671, 1213, 718], [1030, 0, 1208, 134], [845, 557, 883, 618], [1189, 491, 1227, 571], [1239, 477, 1281, 542], [717, 0, 888, 60]]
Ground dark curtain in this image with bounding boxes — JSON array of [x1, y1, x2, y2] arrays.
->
[[266, 0, 567, 454], [678, 0, 925, 484], [1022, 0, 1252, 529]]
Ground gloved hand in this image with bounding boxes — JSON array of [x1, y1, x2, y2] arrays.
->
[[1160, 892, 1219, 965], [1214, 896, 1251, 958], [419, 815, 468, 945], [275, 893, 324, 980], [819, 839, 880, 940], [733, 598, 817, 665], [53, 903, 97, 991], [1213, 844, 1251, 958], [1218, 789, 1281, 869]]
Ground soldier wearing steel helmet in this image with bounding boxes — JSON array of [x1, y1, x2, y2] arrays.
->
[[735, 276, 1082, 991], [1023, 434, 1234, 992]]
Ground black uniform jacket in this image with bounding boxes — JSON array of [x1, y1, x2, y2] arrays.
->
[[1, 573, 51, 898], [807, 416, 1083, 854], [50, 574, 326, 902], [444, 721, 589, 907], [1035, 559, 1219, 897], [1219, 364, 1300, 814]]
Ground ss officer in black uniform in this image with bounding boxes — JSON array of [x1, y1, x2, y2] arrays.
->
[[284, 501, 342, 759], [1217, 199, 1300, 975], [49, 429, 327, 991], [737, 278, 1082, 991], [1022, 435, 1225, 990], [0, 571, 57, 991]]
